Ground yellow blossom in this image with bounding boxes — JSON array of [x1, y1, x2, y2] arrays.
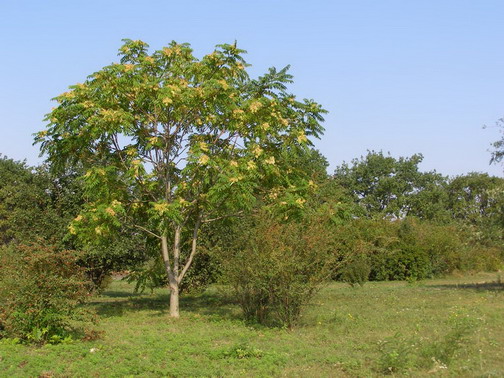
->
[[247, 161, 256, 170], [124, 64, 134, 72], [229, 176, 242, 183], [163, 47, 172, 56], [145, 56, 154, 63], [265, 156, 275, 165], [233, 109, 244, 116], [38, 130, 48, 138], [199, 142, 209, 152], [280, 118, 289, 126], [230, 160, 238, 167], [68, 224, 77, 235], [252, 145, 263, 158], [198, 154, 210, 165], [153, 202, 169, 213], [162, 97, 173, 105], [105, 207, 116, 216], [296, 198, 306, 207], [95, 226, 103, 235], [249, 101, 262, 113], [297, 132, 308, 143], [218, 79, 229, 89], [261, 123, 270, 131], [74, 215, 83, 222]]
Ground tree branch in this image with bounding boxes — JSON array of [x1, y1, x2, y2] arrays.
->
[[134, 224, 162, 239], [177, 216, 202, 284]]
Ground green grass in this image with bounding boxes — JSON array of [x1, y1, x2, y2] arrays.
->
[[1, 273, 504, 377]]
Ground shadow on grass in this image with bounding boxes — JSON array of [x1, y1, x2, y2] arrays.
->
[[90, 288, 240, 321], [427, 281, 504, 292]]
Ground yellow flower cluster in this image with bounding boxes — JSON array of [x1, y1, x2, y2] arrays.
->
[[265, 156, 275, 165], [218, 80, 229, 89], [229, 175, 243, 183], [252, 145, 263, 158], [295, 198, 306, 207], [247, 161, 256, 170], [297, 132, 308, 143], [199, 142, 209, 152], [153, 202, 169, 213], [249, 101, 262, 113], [198, 154, 210, 165]]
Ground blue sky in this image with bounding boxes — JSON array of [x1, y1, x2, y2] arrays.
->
[[1, 0, 503, 177]]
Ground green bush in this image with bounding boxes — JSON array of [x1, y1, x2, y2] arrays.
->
[[331, 217, 501, 282], [340, 252, 371, 287], [0, 243, 93, 343], [221, 212, 337, 328]]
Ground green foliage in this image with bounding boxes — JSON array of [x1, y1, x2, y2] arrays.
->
[[221, 211, 337, 328], [0, 156, 80, 247], [340, 254, 371, 287], [0, 243, 93, 343], [332, 217, 498, 282], [333, 151, 447, 220], [221, 343, 264, 359], [490, 116, 504, 166]]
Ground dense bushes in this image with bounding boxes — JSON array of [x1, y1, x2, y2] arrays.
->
[[334, 218, 503, 283], [220, 212, 338, 327], [0, 243, 92, 343]]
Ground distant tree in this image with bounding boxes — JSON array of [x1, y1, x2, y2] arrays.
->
[[446, 172, 504, 224], [333, 151, 446, 219], [0, 155, 78, 246], [490, 117, 504, 167], [35, 39, 326, 317]]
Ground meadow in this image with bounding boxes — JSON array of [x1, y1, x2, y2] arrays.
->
[[1, 272, 503, 377]]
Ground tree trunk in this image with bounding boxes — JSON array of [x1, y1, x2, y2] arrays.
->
[[161, 234, 180, 318], [169, 281, 180, 318]]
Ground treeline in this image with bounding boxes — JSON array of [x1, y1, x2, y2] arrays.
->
[[1, 150, 503, 336]]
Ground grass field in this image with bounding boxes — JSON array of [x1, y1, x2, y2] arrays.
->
[[1, 272, 503, 377]]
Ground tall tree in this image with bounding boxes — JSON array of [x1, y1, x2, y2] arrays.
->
[[35, 40, 326, 317]]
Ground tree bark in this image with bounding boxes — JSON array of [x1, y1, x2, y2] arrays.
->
[[169, 281, 180, 318], [161, 234, 180, 318]]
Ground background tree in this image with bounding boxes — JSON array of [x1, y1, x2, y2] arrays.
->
[[36, 39, 326, 318], [333, 151, 446, 219]]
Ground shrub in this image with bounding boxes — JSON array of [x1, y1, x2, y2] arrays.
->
[[340, 251, 371, 287], [221, 212, 337, 328], [0, 243, 92, 343]]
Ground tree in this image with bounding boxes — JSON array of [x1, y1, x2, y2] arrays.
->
[[333, 151, 446, 219], [490, 117, 504, 167], [35, 39, 326, 317], [0, 155, 79, 246]]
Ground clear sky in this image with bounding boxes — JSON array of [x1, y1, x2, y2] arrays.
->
[[1, 0, 503, 177]]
